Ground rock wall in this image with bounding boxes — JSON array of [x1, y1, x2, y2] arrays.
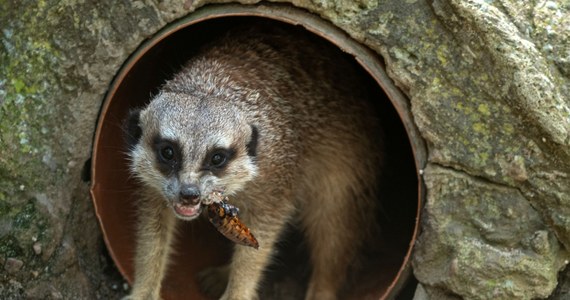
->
[[1, 0, 569, 299]]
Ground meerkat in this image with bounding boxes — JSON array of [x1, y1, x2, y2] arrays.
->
[[123, 22, 383, 300]]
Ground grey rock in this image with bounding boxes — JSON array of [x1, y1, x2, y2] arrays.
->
[[4, 258, 24, 274], [33, 242, 42, 255], [414, 165, 568, 299]]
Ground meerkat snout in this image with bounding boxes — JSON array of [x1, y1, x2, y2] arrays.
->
[[179, 184, 200, 205], [171, 181, 203, 220]]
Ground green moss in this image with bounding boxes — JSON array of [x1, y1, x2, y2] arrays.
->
[[477, 152, 490, 164], [0, 199, 9, 216], [504, 123, 515, 134], [473, 122, 487, 134], [0, 1, 66, 191], [436, 44, 449, 66], [11, 78, 25, 93], [0, 197, 50, 262], [13, 201, 36, 229], [478, 103, 491, 116], [0, 235, 24, 258]]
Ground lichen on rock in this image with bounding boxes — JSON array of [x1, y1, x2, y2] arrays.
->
[[414, 165, 568, 299], [1, 0, 163, 298]]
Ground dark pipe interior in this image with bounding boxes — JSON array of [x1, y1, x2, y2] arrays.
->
[[91, 17, 418, 299]]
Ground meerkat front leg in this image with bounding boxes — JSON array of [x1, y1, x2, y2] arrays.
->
[[126, 195, 177, 300], [206, 195, 295, 300], [220, 220, 288, 300]]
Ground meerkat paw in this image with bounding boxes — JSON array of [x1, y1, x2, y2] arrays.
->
[[197, 264, 229, 298]]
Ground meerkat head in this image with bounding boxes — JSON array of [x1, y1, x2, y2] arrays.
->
[[124, 91, 259, 220]]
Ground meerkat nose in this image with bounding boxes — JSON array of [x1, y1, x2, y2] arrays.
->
[[179, 184, 201, 205]]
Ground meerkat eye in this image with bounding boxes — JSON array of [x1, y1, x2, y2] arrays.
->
[[203, 148, 235, 172], [159, 145, 175, 162], [210, 152, 227, 167], [152, 137, 182, 175]]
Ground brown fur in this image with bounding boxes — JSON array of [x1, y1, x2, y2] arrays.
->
[[124, 23, 383, 300]]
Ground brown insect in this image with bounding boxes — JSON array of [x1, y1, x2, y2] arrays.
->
[[206, 198, 259, 249]]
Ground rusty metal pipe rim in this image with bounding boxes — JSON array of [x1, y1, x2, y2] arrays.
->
[[91, 3, 426, 299]]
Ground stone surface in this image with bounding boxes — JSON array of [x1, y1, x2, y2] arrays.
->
[[1, 0, 570, 299], [413, 283, 462, 300], [4, 257, 24, 274], [32, 242, 41, 255], [414, 165, 567, 299]]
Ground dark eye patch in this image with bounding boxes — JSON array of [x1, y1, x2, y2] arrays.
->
[[246, 125, 258, 157], [152, 136, 183, 176], [210, 152, 227, 167], [123, 109, 142, 148], [202, 147, 236, 176]]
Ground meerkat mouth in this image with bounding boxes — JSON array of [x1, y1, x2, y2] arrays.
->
[[172, 202, 202, 219]]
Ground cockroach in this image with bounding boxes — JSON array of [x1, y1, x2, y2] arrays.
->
[[206, 199, 259, 249]]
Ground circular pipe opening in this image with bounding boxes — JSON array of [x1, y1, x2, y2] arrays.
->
[[90, 4, 425, 299]]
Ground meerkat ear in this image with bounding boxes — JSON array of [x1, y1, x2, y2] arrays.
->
[[246, 125, 258, 157], [124, 108, 143, 147]]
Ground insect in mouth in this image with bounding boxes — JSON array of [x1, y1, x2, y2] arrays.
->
[[206, 196, 259, 249]]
